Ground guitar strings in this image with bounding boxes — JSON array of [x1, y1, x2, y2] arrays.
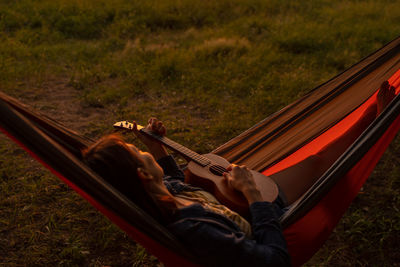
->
[[210, 165, 226, 171], [210, 165, 227, 176], [118, 121, 231, 176]]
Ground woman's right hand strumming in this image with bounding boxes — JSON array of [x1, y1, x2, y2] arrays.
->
[[223, 164, 263, 205]]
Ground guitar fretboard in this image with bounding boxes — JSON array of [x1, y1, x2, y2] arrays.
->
[[141, 129, 211, 167]]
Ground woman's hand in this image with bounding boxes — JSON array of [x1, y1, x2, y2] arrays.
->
[[132, 117, 168, 160], [223, 164, 263, 204]]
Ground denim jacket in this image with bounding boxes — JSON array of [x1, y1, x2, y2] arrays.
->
[[158, 156, 291, 267]]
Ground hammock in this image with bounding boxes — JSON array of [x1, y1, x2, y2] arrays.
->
[[1, 36, 400, 266]]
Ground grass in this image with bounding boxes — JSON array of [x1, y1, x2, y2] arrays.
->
[[0, 0, 400, 265]]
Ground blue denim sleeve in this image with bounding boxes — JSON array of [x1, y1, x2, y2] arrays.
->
[[249, 201, 290, 266], [157, 155, 185, 181], [169, 202, 290, 267]]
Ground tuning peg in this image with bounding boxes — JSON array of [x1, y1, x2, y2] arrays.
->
[[120, 122, 123, 127]]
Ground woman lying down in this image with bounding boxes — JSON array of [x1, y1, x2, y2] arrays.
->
[[82, 81, 395, 267]]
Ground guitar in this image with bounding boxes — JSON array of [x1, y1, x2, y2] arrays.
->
[[113, 120, 278, 217]]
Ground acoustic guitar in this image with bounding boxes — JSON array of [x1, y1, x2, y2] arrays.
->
[[113, 120, 278, 216]]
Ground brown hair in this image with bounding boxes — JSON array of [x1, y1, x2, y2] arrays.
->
[[82, 134, 175, 222]]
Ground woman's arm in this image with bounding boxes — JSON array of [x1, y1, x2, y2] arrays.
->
[[157, 155, 185, 181], [133, 117, 185, 180], [169, 201, 290, 267], [169, 165, 290, 266]]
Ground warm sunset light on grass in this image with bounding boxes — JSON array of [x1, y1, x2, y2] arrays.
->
[[1, 0, 399, 265]]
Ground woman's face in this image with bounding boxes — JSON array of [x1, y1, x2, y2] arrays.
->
[[127, 144, 164, 184]]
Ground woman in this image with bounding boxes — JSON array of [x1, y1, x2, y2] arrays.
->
[[82, 81, 395, 267]]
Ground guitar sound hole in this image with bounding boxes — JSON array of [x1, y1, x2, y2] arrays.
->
[[209, 165, 226, 176]]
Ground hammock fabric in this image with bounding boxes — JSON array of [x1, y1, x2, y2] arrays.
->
[[1, 36, 400, 266]]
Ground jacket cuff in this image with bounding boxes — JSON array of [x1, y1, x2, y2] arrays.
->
[[249, 201, 279, 223]]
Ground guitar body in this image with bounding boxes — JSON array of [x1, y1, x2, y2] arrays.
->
[[185, 153, 279, 217]]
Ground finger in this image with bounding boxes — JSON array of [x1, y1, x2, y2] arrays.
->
[[152, 121, 162, 135], [159, 125, 166, 136], [239, 165, 248, 170], [223, 173, 233, 186], [231, 165, 241, 172], [158, 121, 167, 135], [151, 119, 157, 130], [156, 121, 163, 130], [149, 118, 159, 130]]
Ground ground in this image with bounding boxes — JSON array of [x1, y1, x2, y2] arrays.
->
[[1, 0, 400, 265]]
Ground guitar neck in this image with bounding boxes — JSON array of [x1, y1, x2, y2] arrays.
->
[[114, 121, 211, 167], [140, 128, 211, 166]]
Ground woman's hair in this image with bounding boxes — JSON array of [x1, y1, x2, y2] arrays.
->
[[82, 134, 173, 222]]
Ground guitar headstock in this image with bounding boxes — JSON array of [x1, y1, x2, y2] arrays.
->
[[113, 121, 144, 131]]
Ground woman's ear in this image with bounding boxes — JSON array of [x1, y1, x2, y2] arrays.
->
[[137, 167, 153, 181]]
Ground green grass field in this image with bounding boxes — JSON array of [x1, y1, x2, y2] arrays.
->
[[1, 0, 400, 265]]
